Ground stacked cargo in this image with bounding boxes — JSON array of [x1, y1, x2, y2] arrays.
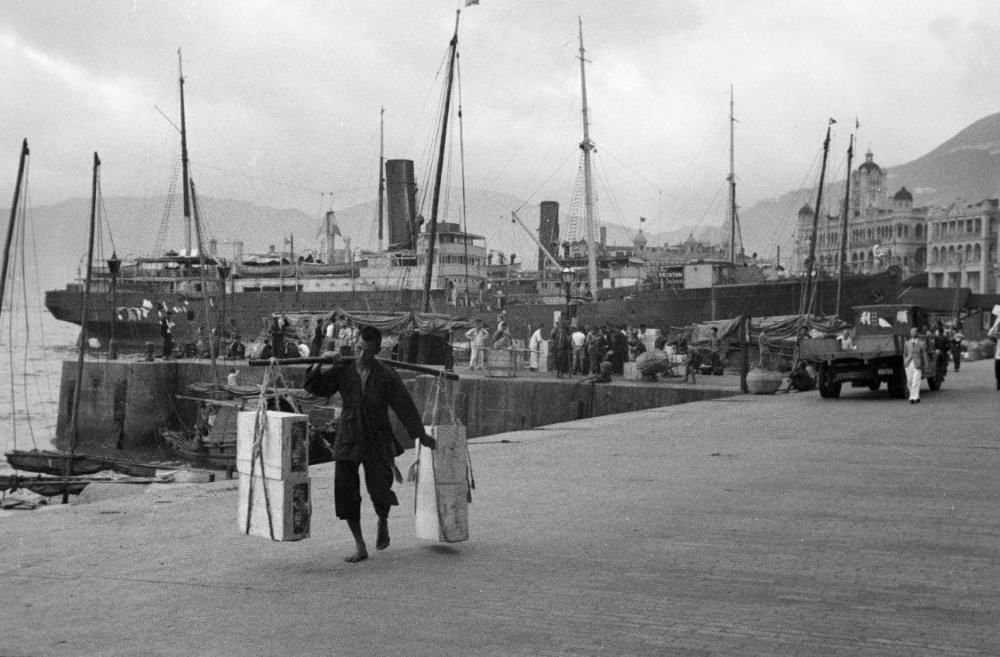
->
[[236, 411, 312, 541]]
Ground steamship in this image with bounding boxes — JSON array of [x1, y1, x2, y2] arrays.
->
[[43, 159, 488, 352]]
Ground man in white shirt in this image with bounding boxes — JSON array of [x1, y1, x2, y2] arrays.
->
[[465, 320, 489, 370], [571, 326, 587, 374]]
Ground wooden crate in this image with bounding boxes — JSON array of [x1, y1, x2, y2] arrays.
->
[[236, 411, 309, 480], [237, 472, 311, 541], [415, 424, 469, 543], [484, 348, 517, 378]]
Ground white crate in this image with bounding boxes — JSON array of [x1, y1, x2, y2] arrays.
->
[[236, 411, 309, 479], [623, 362, 641, 380], [237, 472, 310, 541], [415, 424, 469, 543]]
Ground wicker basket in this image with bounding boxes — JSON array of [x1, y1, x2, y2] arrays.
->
[[746, 367, 782, 395]]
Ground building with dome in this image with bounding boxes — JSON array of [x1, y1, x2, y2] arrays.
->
[[794, 151, 928, 277], [793, 149, 999, 294]]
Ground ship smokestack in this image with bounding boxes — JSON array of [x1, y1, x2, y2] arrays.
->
[[539, 201, 559, 272], [385, 159, 418, 251]]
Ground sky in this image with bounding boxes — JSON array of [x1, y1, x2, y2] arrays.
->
[[3, 0, 1000, 254]]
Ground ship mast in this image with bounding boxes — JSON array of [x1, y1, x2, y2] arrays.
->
[[578, 18, 599, 301], [801, 121, 833, 317], [65, 152, 101, 497], [835, 133, 855, 316], [178, 49, 192, 256], [422, 10, 460, 313], [377, 106, 385, 252], [0, 139, 29, 316], [728, 85, 738, 264]]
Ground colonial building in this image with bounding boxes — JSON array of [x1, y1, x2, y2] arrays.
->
[[795, 151, 927, 277], [926, 199, 999, 294]]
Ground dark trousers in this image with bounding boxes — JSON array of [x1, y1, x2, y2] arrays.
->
[[995, 358, 1000, 390], [334, 459, 398, 522]]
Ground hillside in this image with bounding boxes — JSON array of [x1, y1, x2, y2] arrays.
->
[[738, 111, 1000, 264], [13, 189, 723, 294], [12, 111, 1000, 294]]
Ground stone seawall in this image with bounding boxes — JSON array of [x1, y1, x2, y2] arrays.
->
[[55, 360, 736, 454]]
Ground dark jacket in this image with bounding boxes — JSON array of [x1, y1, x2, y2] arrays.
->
[[303, 361, 425, 463]]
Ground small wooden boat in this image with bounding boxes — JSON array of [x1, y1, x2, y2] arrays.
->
[[161, 429, 238, 470], [5, 449, 107, 476], [5, 449, 165, 478], [0, 474, 92, 497], [0, 473, 168, 497]]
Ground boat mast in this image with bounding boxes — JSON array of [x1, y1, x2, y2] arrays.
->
[[801, 121, 833, 317], [66, 152, 101, 494], [0, 139, 29, 316], [835, 133, 855, 316], [728, 85, 738, 264], [178, 49, 193, 256], [190, 179, 219, 381], [578, 18, 599, 301], [377, 106, 385, 252], [422, 10, 461, 313]]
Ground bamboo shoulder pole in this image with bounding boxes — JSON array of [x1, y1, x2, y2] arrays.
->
[[247, 356, 459, 381]]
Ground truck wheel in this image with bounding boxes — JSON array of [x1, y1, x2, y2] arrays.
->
[[887, 367, 906, 399], [817, 365, 841, 399], [868, 381, 880, 391]]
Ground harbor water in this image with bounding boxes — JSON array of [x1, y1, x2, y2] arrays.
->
[[1, 308, 79, 515], [0, 307, 79, 468]]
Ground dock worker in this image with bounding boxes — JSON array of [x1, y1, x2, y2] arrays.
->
[[304, 325, 437, 563]]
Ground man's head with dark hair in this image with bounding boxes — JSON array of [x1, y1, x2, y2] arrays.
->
[[359, 325, 382, 349]]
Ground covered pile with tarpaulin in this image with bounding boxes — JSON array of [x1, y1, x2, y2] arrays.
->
[[250, 309, 471, 367], [670, 314, 850, 372]]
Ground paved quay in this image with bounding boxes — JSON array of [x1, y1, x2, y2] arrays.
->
[[2, 360, 998, 656]]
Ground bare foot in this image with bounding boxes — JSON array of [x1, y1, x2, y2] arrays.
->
[[376, 518, 390, 550], [345, 548, 368, 563]]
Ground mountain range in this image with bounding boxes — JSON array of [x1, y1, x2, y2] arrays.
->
[[737, 111, 1000, 264], [8, 112, 1000, 294]]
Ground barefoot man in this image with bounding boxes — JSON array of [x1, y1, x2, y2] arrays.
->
[[304, 325, 436, 562]]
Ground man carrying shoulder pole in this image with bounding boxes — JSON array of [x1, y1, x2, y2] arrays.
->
[[303, 325, 437, 563]]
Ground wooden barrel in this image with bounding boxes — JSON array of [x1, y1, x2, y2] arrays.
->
[[484, 348, 517, 378]]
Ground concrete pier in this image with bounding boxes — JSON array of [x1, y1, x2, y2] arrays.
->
[[55, 358, 736, 453], [6, 359, 998, 655]]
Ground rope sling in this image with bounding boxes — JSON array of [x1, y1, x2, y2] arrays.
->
[[243, 359, 300, 540]]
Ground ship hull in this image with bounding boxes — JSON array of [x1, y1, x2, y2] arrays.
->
[[46, 270, 907, 350], [469, 270, 908, 336], [45, 287, 449, 352]]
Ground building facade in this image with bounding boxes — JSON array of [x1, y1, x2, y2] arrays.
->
[[794, 187, 927, 277], [926, 199, 999, 294]]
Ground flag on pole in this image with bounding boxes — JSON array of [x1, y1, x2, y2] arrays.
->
[[465, 0, 479, 6], [829, 118, 837, 125]]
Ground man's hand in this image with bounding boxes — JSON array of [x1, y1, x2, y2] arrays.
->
[[419, 433, 437, 449]]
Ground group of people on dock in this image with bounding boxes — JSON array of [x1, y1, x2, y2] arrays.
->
[[463, 319, 721, 383]]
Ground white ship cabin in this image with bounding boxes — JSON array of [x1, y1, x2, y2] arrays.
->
[[77, 250, 227, 295], [355, 222, 487, 294]]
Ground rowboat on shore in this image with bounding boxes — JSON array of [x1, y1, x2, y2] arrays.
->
[[5, 449, 166, 479], [0, 473, 166, 498]]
